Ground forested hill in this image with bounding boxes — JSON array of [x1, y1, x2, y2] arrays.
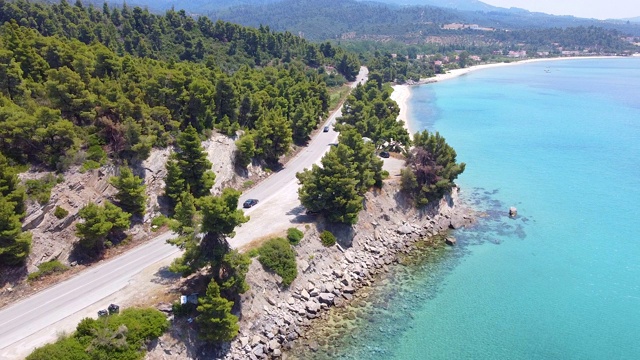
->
[[210, 0, 640, 40], [0, 0, 363, 169], [0, 0, 359, 74]]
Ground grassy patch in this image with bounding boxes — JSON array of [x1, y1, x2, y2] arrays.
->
[[25, 174, 63, 205], [328, 84, 351, 110], [27, 260, 68, 281], [53, 206, 69, 219], [150, 215, 170, 231], [258, 237, 297, 287], [287, 227, 304, 245], [320, 230, 336, 247]]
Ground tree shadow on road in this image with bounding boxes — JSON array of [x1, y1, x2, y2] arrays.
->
[[151, 265, 181, 286]]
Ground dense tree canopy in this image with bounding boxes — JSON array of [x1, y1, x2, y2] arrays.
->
[[337, 81, 410, 150], [196, 278, 239, 342], [401, 130, 466, 206], [110, 165, 146, 216], [0, 153, 30, 266], [75, 201, 131, 251]]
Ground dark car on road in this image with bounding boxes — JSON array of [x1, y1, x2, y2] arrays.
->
[[243, 199, 259, 208], [323, 125, 330, 132], [379, 151, 390, 158]]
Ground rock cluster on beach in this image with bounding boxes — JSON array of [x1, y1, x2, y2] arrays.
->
[[219, 185, 474, 360]]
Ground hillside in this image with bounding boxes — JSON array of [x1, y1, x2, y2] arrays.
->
[[0, 0, 363, 285], [210, 0, 640, 39]]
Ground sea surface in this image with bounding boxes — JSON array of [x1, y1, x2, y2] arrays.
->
[[292, 58, 640, 359]]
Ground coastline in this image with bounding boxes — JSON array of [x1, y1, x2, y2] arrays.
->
[[217, 182, 473, 359], [391, 56, 629, 133], [389, 84, 413, 135]]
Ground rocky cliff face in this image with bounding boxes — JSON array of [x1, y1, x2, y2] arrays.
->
[[145, 177, 475, 360], [16, 132, 243, 273]]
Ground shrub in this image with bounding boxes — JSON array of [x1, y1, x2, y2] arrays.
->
[[25, 174, 60, 205], [320, 230, 336, 247], [53, 206, 69, 219], [258, 237, 298, 286], [245, 248, 259, 258], [287, 227, 304, 245], [27, 260, 68, 281], [151, 215, 169, 230]]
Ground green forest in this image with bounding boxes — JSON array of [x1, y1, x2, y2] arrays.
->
[[0, 0, 363, 267]]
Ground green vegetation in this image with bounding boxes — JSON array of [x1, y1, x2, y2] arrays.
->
[[337, 81, 410, 149], [401, 131, 466, 206], [53, 206, 69, 219], [0, 153, 31, 266], [320, 230, 337, 247], [25, 174, 63, 205], [75, 202, 131, 252], [297, 126, 384, 224], [27, 259, 68, 281], [196, 278, 239, 342], [150, 215, 169, 228], [165, 126, 216, 204], [26, 307, 168, 360], [258, 237, 298, 286], [110, 166, 147, 216], [287, 227, 304, 245]]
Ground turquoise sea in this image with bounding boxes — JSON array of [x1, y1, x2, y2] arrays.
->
[[293, 58, 640, 359]]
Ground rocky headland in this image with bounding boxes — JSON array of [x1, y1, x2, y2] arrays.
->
[[146, 176, 475, 360]]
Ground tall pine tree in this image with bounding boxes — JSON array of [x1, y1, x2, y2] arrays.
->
[[196, 279, 239, 342], [174, 126, 215, 198], [110, 165, 146, 216]]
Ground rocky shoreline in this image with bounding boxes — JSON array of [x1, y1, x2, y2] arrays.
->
[[218, 182, 475, 360]]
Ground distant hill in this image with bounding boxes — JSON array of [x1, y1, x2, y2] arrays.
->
[[362, 0, 500, 12], [623, 16, 640, 23], [99, 0, 640, 37]]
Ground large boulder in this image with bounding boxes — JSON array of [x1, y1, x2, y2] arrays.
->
[[318, 292, 335, 305]]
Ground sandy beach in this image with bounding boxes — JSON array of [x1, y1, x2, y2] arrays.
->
[[392, 56, 629, 133], [389, 84, 413, 134]]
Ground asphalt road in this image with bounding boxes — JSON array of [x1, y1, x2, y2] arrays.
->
[[0, 67, 368, 358]]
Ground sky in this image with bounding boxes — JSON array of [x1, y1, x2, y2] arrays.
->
[[480, 0, 639, 20]]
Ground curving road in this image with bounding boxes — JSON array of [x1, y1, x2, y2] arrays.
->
[[0, 67, 368, 359]]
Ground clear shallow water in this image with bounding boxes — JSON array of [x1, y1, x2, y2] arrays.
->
[[294, 58, 640, 359]]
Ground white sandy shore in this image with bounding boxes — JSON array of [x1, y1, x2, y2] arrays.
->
[[392, 56, 630, 134], [389, 84, 413, 134]]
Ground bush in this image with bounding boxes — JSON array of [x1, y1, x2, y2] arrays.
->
[[320, 230, 336, 247], [245, 248, 259, 258], [287, 227, 304, 245], [54, 206, 69, 219], [151, 215, 169, 230], [258, 237, 298, 286], [25, 174, 61, 205], [29, 307, 169, 360], [27, 259, 69, 281]]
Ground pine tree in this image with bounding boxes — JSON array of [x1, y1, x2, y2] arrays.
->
[[0, 153, 26, 217], [172, 190, 196, 235], [110, 165, 146, 216], [175, 126, 215, 198], [196, 279, 239, 342], [76, 202, 130, 250], [0, 153, 30, 266], [164, 158, 184, 208], [297, 144, 363, 224], [0, 195, 32, 266]]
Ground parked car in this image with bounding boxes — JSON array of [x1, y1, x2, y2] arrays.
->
[[379, 151, 390, 158], [323, 126, 330, 132], [243, 199, 259, 208], [108, 304, 120, 314], [97, 309, 109, 317]]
